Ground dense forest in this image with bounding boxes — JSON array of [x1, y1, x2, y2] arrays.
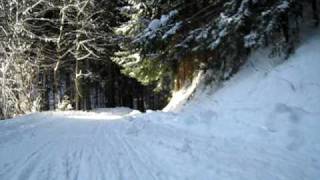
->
[[0, 0, 319, 119]]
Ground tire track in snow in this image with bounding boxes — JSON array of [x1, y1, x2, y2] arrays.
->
[[102, 123, 136, 179], [118, 133, 159, 180], [0, 116, 58, 146], [90, 121, 109, 180], [0, 140, 53, 180], [95, 121, 123, 179], [0, 116, 87, 180]]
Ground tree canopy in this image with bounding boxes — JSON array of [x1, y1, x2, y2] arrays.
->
[[0, 0, 319, 119]]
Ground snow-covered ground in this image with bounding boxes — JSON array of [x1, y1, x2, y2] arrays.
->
[[1, 30, 320, 180]]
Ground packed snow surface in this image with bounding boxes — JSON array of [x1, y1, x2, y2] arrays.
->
[[1, 31, 320, 180]]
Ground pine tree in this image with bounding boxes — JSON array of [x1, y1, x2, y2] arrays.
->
[[115, 0, 306, 90]]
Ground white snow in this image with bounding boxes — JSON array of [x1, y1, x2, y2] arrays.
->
[[277, 1, 290, 11], [163, 71, 203, 112], [162, 22, 182, 39], [147, 19, 161, 31], [137, 10, 179, 41], [244, 31, 258, 47], [147, 10, 178, 32], [1, 29, 320, 180]]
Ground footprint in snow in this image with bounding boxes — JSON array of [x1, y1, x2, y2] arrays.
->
[[265, 103, 306, 133], [286, 129, 305, 151]]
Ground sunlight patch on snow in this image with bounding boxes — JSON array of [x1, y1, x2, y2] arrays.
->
[[65, 114, 123, 121], [54, 107, 140, 121], [163, 71, 203, 112]]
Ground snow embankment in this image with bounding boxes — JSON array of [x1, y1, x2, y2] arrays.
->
[[174, 29, 320, 134], [155, 29, 320, 179]]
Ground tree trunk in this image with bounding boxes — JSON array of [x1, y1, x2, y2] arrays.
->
[[53, 71, 58, 109], [43, 73, 50, 110], [1, 65, 7, 119], [312, 0, 319, 26], [108, 63, 116, 107], [95, 84, 99, 108], [75, 60, 81, 110]]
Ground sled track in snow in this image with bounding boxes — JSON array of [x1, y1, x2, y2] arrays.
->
[[0, 107, 319, 180]]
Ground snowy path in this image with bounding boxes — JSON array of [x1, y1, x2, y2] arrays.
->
[[0, 108, 319, 180], [0, 111, 221, 180]]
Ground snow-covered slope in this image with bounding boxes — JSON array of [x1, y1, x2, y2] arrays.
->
[[139, 29, 320, 179], [0, 30, 320, 180]]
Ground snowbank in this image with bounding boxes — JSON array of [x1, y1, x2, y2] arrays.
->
[[158, 28, 320, 179], [176, 28, 320, 132]]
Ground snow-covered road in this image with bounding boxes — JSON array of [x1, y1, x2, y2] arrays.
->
[[1, 106, 319, 180], [0, 110, 229, 180]]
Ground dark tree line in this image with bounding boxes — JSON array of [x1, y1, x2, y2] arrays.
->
[[0, 0, 168, 119]]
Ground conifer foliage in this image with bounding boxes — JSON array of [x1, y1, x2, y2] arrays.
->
[[115, 0, 318, 88]]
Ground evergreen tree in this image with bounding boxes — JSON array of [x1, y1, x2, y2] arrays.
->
[[115, 0, 313, 90]]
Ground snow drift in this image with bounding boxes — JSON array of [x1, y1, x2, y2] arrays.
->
[[139, 28, 320, 179]]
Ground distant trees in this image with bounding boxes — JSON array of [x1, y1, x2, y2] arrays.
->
[[312, 0, 319, 26], [21, 0, 132, 110], [0, 0, 168, 119]]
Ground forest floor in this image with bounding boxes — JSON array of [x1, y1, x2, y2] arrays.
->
[[0, 30, 320, 180]]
